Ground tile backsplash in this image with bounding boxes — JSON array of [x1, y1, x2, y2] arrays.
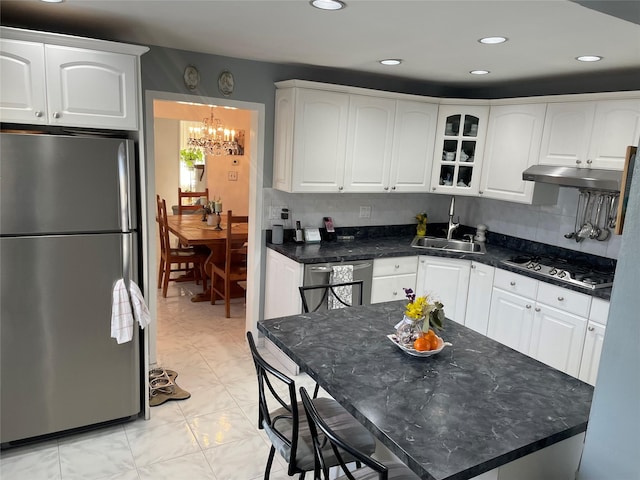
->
[[263, 187, 621, 259]]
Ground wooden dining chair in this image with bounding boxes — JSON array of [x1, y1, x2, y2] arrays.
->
[[178, 187, 209, 214], [299, 386, 420, 480], [210, 210, 248, 317], [156, 195, 208, 298], [246, 332, 376, 480]]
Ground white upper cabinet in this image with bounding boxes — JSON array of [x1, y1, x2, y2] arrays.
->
[[430, 105, 489, 196], [45, 45, 138, 130], [273, 83, 438, 193], [539, 99, 640, 170], [1, 39, 140, 130], [0, 39, 47, 124], [480, 104, 558, 204], [274, 87, 349, 192], [389, 100, 437, 192], [343, 95, 395, 192]]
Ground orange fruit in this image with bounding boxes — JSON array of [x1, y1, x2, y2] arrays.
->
[[429, 336, 440, 351], [425, 329, 436, 338], [413, 336, 430, 351]]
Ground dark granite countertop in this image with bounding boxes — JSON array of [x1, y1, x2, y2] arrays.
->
[[267, 231, 613, 300], [258, 300, 594, 480]]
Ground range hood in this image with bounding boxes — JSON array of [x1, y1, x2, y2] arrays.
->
[[522, 165, 622, 191]]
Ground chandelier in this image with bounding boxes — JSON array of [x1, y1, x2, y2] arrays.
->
[[187, 107, 241, 155]]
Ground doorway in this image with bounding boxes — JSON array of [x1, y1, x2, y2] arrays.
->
[[142, 90, 265, 374]]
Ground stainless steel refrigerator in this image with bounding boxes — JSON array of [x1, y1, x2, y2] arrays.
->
[[0, 132, 142, 445]]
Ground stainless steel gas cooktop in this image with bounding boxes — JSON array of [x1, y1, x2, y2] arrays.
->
[[501, 255, 614, 290]]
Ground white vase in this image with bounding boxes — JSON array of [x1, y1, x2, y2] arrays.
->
[[207, 214, 216, 226]]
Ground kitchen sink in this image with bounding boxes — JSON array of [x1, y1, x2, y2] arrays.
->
[[410, 236, 486, 254]]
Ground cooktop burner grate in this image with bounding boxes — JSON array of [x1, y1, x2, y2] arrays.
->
[[501, 255, 614, 290]]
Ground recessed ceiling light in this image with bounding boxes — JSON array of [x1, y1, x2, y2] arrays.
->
[[310, 0, 345, 10], [576, 55, 602, 62], [478, 36, 508, 45], [470, 70, 490, 75], [380, 59, 402, 66]]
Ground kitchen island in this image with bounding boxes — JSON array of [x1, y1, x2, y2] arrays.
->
[[258, 300, 594, 480]]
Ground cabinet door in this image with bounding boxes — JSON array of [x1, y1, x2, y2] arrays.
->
[[264, 249, 304, 318], [416, 256, 470, 324], [343, 95, 395, 192], [45, 45, 138, 130], [588, 99, 640, 170], [371, 273, 417, 304], [273, 88, 295, 192], [0, 39, 47, 124], [578, 321, 606, 386], [539, 102, 594, 167], [291, 89, 349, 192], [480, 104, 558, 204], [430, 105, 489, 196], [464, 262, 495, 335], [529, 304, 587, 377], [389, 100, 438, 192], [487, 288, 534, 355]]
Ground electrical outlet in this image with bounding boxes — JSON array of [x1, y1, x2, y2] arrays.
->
[[228, 171, 238, 181], [359, 206, 371, 218]]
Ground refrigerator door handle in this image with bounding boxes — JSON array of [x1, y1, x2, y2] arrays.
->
[[122, 232, 132, 288], [117, 142, 132, 233]]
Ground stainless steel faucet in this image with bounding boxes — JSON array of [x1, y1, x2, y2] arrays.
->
[[446, 196, 460, 240]]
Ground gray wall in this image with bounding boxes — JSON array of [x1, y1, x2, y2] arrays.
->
[[578, 153, 640, 479]]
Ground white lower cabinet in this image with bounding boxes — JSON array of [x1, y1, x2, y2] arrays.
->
[[578, 297, 609, 386], [487, 287, 535, 355], [371, 256, 417, 304], [416, 256, 470, 324], [529, 304, 587, 377], [488, 269, 592, 377], [464, 261, 495, 335], [264, 249, 304, 319]]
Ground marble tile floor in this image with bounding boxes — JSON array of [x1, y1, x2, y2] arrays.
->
[[0, 280, 321, 480]]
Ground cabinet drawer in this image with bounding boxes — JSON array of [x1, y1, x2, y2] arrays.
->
[[373, 256, 417, 277], [537, 282, 591, 317], [589, 297, 610, 325], [494, 269, 538, 299], [371, 273, 417, 304]]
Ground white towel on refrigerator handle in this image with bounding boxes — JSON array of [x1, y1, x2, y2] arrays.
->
[[111, 279, 151, 344], [329, 264, 354, 310]]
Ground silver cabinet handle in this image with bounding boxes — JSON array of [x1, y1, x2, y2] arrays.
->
[[576, 159, 582, 165], [391, 186, 396, 190], [338, 186, 343, 191], [471, 264, 476, 269], [526, 304, 532, 309], [557, 296, 564, 301], [384, 186, 389, 191], [479, 191, 483, 195], [432, 187, 436, 191], [587, 159, 593, 165], [535, 307, 541, 312], [510, 281, 516, 286], [392, 291, 398, 296], [34, 110, 43, 118], [394, 264, 400, 269], [52, 112, 61, 119], [588, 326, 595, 332]]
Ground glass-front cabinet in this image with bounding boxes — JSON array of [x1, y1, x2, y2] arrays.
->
[[430, 105, 489, 195]]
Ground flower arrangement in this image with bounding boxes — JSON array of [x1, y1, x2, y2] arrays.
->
[[203, 197, 222, 215], [403, 287, 445, 332]]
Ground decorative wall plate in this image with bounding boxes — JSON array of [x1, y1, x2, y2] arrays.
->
[[183, 65, 200, 90], [218, 70, 234, 96]]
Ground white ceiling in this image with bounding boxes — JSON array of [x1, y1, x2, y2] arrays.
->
[[2, 0, 639, 87]]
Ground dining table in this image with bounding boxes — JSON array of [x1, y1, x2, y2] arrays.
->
[[166, 213, 248, 302], [257, 300, 594, 480]]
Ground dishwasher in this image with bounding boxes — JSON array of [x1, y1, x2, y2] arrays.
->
[[302, 260, 373, 312]]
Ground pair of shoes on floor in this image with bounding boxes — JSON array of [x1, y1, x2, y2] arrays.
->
[[149, 367, 191, 407]]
